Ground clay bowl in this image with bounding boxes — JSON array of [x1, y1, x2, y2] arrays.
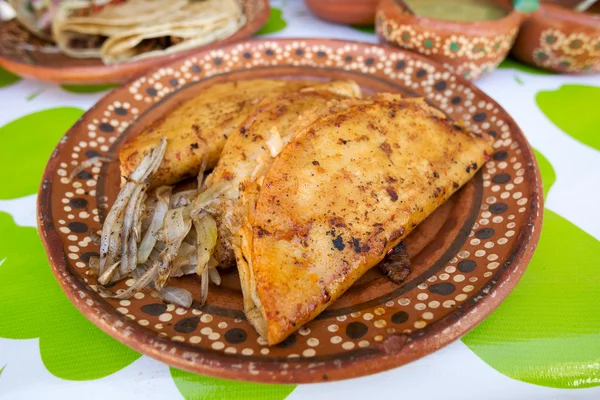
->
[[376, 0, 522, 80], [511, 3, 600, 74], [304, 0, 380, 25]]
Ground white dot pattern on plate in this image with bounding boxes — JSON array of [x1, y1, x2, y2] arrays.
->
[[43, 39, 538, 373]]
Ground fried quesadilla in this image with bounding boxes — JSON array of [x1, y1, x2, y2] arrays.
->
[[94, 79, 493, 346], [235, 95, 494, 344], [119, 79, 326, 188], [201, 81, 362, 267]]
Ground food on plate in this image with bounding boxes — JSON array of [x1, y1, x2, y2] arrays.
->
[[119, 79, 325, 188], [98, 79, 359, 303], [52, 0, 187, 59], [235, 95, 493, 344], [100, 0, 244, 64], [90, 80, 493, 345], [8, 0, 246, 64], [203, 80, 362, 267]]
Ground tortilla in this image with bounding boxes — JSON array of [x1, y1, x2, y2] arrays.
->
[[53, 0, 187, 58], [100, 0, 244, 64], [203, 81, 362, 268], [235, 95, 494, 344], [119, 79, 326, 188]]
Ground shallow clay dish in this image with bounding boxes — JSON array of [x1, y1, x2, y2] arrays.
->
[[37, 38, 542, 383], [511, 3, 600, 74], [376, 0, 522, 80], [0, 0, 269, 84]]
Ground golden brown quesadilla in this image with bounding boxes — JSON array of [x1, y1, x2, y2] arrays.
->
[[201, 81, 362, 267], [235, 95, 494, 344], [119, 79, 325, 188], [97, 79, 493, 346]]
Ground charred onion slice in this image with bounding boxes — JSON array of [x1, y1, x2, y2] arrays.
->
[[98, 260, 120, 285], [200, 267, 209, 306], [89, 231, 101, 246], [156, 286, 193, 308], [190, 180, 229, 217], [208, 266, 221, 286], [192, 214, 218, 275], [88, 255, 100, 276], [93, 137, 225, 306], [98, 137, 166, 276], [138, 186, 172, 264], [119, 184, 146, 277], [112, 263, 159, 300], [154, 207, 193, 290]]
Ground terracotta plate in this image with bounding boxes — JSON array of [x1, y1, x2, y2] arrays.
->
[[0, 0, 269, 84], [37, 38, 542, 383]]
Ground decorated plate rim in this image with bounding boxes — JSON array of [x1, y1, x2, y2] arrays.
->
[[36, 38, 543, 383]]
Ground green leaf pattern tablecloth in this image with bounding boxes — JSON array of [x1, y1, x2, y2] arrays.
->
[[1, 1, 599, 398]]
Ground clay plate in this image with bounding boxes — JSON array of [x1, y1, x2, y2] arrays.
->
[[0, 0, 269, 84], [37, 38, 542, 383]]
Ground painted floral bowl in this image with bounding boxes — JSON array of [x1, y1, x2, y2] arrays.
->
[[375, 0, 522, 80], [511, 3, 600, 74]]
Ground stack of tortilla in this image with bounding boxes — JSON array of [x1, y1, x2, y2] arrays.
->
[[9, 0, 246, 64]]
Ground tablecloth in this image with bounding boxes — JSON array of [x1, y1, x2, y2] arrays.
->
[[1, 0, 599, 398]]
